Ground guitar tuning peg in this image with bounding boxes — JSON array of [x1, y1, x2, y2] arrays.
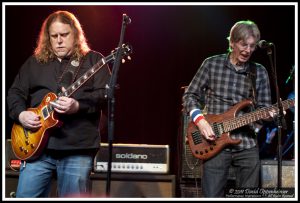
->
[[127, 56, 131, 60]]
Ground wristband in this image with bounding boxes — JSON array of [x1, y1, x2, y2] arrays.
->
[[190, 109, 201, 120], [194, 114, 205, 124]]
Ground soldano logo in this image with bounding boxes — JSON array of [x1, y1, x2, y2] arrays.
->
[[115, 153, 148, 159]]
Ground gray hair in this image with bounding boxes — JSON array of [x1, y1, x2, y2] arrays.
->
[[227, 20, 260, 52]]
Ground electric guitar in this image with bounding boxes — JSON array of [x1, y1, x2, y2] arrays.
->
[[11, 44, 132, 161], [187, 98, 295, 161]]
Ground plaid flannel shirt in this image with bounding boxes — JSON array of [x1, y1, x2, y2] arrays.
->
[[183, 53, 272, 151]]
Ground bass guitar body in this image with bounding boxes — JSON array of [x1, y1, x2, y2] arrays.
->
[[187, 112, 242, 161]]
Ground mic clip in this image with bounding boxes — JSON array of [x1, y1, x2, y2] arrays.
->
[[123, 14, 131, 25]]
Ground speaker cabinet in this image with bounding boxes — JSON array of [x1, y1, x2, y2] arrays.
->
[[5, 139, 20, 170], [5, 170, 175, 198], [5, 172, 19, 198], [260, 160, 295, 188], [178, 110, 202, 179], [90, 173, 175, 197], [179, 180, 203, 197]]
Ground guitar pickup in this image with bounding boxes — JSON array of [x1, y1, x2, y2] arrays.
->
[[42, 105, 50, 119], [191, 130, 202, 144]]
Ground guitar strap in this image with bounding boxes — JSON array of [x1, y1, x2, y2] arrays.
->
[[248, 62, 257, 108], [58, 56, 85, 91]]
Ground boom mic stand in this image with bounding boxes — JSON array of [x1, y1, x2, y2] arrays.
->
[[265, 44, 287, 189], [105, 14, 131, 197]]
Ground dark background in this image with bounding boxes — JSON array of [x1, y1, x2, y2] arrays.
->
[[4, 4, 296, 175]]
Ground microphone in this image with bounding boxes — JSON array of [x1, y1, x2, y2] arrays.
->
[[258, 40, 273, 49], [123, 14, 131, 25]]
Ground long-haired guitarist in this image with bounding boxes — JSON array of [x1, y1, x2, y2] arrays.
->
[[182, 20, 276, 197], [7, 10, 111, 197]]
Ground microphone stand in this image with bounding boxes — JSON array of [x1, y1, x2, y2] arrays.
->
[[265, 44, 286, 189], [105, 14, 131, 197]]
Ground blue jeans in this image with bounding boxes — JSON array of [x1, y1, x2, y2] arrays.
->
[[16, 151, 94, 197], [202, 146, 260, 197]]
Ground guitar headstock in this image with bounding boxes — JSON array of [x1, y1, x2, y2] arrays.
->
[[111, 43, 133, 63]]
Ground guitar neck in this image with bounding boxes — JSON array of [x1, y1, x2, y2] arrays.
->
[[58, 55, 114, 98], [224, 99, 294, 132]]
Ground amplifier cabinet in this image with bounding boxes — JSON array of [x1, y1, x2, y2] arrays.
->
[[260, 160, 295, 188], [90, 173, 176, 197], [5, 171, 175, 198], [179, 180, 203, 198], [5, 139, 20, 170], [5, 171, 19, 198], [94, 143, 169, 174], [178, 112, 202, 179]]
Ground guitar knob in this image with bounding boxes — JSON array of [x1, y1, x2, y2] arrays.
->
[[30, 144, 35, 148], [199, 151, 203, 155], [205, 149, 208, 153], [24, 149, 28, 154], [25, 140, 30, 145], [19, 146, 24, 151], [210, 146, 214, 150]]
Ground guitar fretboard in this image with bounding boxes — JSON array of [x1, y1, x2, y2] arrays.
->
[[45, 44, 131, 113], [223, 99, 294, 132], [59, 56, 114, 98]]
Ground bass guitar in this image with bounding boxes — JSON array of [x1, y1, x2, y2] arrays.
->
[[187, 98, 294, 161], [11, 44, 132, 161]]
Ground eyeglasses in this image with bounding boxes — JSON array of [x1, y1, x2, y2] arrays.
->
[[237, 41, 257, 51]]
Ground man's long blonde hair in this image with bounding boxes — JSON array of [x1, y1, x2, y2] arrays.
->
[[34, 10, 90, 63]]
